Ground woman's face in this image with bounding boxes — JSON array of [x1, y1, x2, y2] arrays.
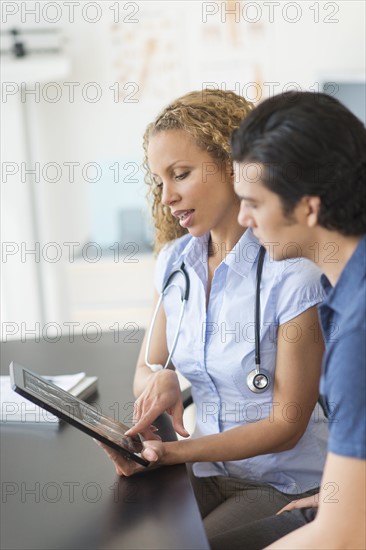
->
[[147, 129, 239, 238]]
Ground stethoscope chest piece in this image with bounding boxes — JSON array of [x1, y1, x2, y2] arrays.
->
[[246, 369, 271, 393]]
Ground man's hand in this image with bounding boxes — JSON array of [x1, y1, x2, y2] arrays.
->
[[277, 493, 319, 514]]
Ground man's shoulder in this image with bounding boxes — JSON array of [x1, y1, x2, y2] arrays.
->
[[337, 279, 366, 331]]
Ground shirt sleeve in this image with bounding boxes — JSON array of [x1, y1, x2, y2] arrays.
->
[[275, 258, 325, 326], [153, 244, 171, 294], [153, 239, 184, 294], [325, 329, 366, 459], [153, 234, 191, 293]]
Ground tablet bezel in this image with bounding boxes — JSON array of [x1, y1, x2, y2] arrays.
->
[[9, 362, 149, 467]]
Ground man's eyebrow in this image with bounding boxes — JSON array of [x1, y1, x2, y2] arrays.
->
[[235, 193, 259, 203]]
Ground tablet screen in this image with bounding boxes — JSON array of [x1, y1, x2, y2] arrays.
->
[[10, 362, 149, 466]]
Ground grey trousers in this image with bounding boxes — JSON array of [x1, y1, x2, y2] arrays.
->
[[186, 464, 318, 548], [210, 507, 317, 549]]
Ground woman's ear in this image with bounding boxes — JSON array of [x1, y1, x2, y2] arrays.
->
[[306, 196, 321, 227], [224, 161, 235, 186]]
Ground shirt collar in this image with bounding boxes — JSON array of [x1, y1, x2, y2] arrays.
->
[[170, 232, 210, 270], [171, 229, 261, 275], [170, 229, 262, 277], [321, 234, 366, 312], [224, 228, 261, 277]]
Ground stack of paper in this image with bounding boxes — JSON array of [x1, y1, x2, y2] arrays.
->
[[0, 372, 98, 423]]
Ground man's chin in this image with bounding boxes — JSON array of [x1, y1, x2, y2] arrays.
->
[[261, 245, 285, 262]]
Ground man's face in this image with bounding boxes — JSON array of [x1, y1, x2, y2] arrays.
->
[[234, 162, 307, 261]]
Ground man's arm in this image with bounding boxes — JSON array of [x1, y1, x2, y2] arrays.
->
[[266, 452, 366, 549]]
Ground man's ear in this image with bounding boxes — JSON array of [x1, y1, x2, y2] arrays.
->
[[306, 196, 321, 227]]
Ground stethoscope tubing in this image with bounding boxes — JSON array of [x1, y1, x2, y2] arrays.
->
[[254, 246, 266, 373], [145, 248, 269, 392], [145, 263, 189, 370]]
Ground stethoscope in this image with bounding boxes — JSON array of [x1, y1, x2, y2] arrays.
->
[[145, 246, 271, 393]]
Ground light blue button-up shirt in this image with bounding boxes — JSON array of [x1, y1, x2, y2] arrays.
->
[[155, 229, 328, 494]]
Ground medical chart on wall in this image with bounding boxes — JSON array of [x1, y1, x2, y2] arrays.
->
[[106, 1, 272, 104], [107, 3, 186, 103]]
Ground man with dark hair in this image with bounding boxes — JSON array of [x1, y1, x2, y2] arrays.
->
[[211, 92, 365, 549]]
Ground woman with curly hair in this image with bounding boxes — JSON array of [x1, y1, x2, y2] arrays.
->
[[97, 89, 328, 545]]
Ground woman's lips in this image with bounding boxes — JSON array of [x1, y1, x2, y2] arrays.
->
[[173, 209, 195, 228]]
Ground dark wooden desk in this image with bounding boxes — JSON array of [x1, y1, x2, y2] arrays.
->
[[0, 331, 209, 550]]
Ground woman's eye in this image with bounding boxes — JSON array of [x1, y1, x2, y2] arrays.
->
[[175, 172, 189, 181]]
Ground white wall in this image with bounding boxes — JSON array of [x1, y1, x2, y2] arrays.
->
[[1, 0, 365, 339]]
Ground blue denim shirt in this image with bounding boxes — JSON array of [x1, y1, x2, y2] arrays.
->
[[155, 229, 328, 493], [318, 234, 366, 459]]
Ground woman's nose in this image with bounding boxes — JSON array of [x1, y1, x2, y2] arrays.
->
[[161, 181, 179, 206]]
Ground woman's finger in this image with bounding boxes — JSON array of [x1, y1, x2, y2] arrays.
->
[[94, 440, 141, 476], [125, 405, 161, 436]]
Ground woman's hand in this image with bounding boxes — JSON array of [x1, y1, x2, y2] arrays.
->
[[95, 439, 166, 476], [126, 369, 190, 438], [276, 493, 320, 514]]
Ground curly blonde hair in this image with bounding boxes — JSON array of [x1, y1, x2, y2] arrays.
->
[[143, 89, 254, 252]]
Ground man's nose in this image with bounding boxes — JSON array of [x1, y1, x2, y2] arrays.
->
[[238, 203, 255, 228]]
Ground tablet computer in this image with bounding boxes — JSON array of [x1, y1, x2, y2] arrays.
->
[[9, 362, 149, 467]]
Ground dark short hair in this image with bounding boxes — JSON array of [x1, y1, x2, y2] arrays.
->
[[231, 91, 366, 236]]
